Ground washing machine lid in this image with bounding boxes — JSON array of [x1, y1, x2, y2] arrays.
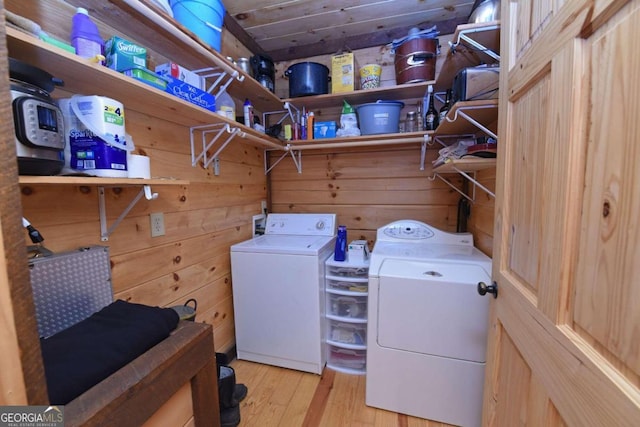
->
[[369, 242, 491, 275], [376, 258, 491, 363], [231, 234, 335, 255], [369, 220, 490, 274]]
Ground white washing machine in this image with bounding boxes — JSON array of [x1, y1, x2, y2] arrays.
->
[[230, 213, 336, 374], [366, 220, 492, 427]]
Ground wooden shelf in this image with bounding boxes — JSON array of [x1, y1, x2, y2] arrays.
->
[[286, 131, 431, 150], [62, 0, 283, 112], [18, 176, 189, 186], [18, 175, 189, 242], [435, 99, 499, 137], [432, 157, 496, 173], [8, 28, 279, 142], [430, 21, 500, 202], [435, 21, 500, 92], [283, 81, 434, 111]]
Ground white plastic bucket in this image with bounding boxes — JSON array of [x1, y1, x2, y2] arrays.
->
[[58, 95, 132, 177]]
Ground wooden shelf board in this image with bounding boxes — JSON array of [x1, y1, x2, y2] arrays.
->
[[432, 157, 496, 173], [286, 131, 431, 148], [19, 176, 189, 186], [283, 81, 435, 110], [435, 99, 499, 136], [435, 21, 500, 92], [7, 29, 284, 151], [62, 0, 283, 112]]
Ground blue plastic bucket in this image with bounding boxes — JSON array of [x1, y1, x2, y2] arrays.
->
[[170, 0, 225, 52]]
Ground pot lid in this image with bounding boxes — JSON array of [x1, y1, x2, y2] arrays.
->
[[286, 61, 329, 70], [9, 58, 63, 93], [388, 26, 439, 52]]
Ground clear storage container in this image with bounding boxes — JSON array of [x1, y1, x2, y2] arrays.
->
[[328, 320, 367, 347], [326, 277, 368, 293], [328, 294, 367, 320], [326, 264, 369, 278], [328, 346, 366, 371]]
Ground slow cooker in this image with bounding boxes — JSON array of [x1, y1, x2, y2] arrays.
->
[[9, 58, 65, 175]]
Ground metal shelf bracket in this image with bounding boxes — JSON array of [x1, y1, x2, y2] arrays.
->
[[98, 185, 158, 241], [193, 66, 242, 100], [450, 24, 501, 62], [446, 104, 498, 139], [265, 145, 302, 174], [189, 123, 237, 171], [420, 134, 432, 171], [429, 167, 495, 203]]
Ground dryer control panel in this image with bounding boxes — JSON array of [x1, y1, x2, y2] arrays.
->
[[265, 213, 337, 236], [377, 220, 473, 246]]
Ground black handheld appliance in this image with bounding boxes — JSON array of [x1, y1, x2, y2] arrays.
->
[[250, 54, 275, 93]]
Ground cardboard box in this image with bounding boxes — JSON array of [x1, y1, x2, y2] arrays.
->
[[331, 53, 356, 93], [314, 121, 337, 139], [122, 66, 167, 91], [162, 74, 216, 112], [155, 62, 204, 90], [105, 36, 147, 72]]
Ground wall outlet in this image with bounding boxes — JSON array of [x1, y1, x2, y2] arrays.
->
[[150, 212, 165, 237]]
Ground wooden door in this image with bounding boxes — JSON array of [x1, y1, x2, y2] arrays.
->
[[484, 0, 640, 425]]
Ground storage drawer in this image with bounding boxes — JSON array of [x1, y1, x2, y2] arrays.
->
[[326, 277, 368, 293], [326, 264, 368, 278], [328, 320, 367, 347], [328, 294, 367, 320], [328, 346, 366, 370]]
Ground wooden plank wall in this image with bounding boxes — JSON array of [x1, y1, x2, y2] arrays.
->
[[270, 38, 496, 254], [9, 0, 264, 354], [8, 6, 496, 400]]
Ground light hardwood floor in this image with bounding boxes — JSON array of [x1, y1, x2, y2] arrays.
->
[[230, 360, 452, 427]]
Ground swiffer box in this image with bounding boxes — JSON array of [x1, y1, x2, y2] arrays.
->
[[122, 66, 167, 91], [331, 52, 356, 93], [163, 74, 216, 112], [155, 62, 204, 90], [105, 36, 147, 72]]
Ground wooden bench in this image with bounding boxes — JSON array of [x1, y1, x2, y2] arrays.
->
[[64, 321, 220, 427]]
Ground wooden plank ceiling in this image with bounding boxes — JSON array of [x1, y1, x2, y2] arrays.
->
[[223, 0, 478, 61]]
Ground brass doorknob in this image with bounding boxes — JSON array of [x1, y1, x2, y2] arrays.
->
[[477, 281, 498, 298]]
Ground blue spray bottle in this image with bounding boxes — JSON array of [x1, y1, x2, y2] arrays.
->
[[334, 225, 347, 261]]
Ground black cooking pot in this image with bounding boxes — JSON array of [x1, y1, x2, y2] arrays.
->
[[284, 62, 330, 97]]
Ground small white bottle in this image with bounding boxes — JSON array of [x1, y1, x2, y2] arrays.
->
[[243, 98, 253, 128]]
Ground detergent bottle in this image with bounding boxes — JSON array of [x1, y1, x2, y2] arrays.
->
[[71, 8, 104, 64], [334, 225, 347, 261], [336, 100, 360, 137]]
